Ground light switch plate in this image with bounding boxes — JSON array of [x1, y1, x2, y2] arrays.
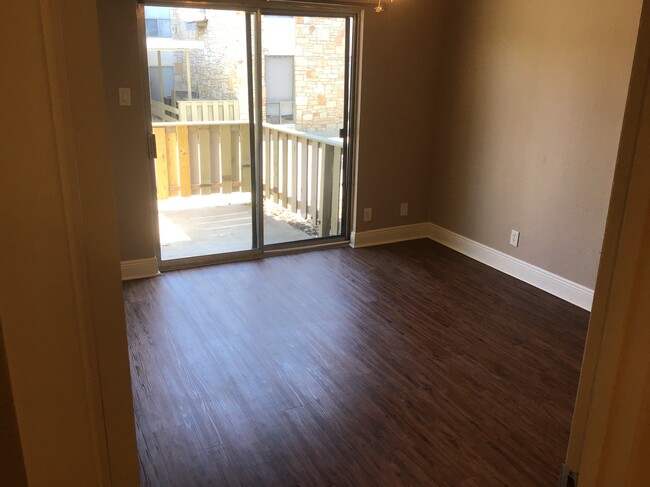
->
[[119, 87, 132, 106]]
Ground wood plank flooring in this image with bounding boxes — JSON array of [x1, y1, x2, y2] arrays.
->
[[123, 239, 589, 486]]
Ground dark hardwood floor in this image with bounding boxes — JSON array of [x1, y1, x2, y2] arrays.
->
[[123, 239, 589, 486]]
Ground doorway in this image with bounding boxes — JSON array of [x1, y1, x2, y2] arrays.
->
[[142, 5, 357, 268]]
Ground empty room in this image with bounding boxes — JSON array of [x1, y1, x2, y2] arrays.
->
[[2, 0, 650, 486]]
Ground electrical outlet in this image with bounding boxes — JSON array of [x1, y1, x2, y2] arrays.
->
[[400, 202, 408, 217], [510, 230, 520, 247], [363, 208, 372, 222]]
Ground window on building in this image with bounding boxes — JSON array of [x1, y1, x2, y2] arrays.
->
[[145, 6, 173, 38]]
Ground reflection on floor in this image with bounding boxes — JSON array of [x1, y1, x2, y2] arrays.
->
[[158, 194, 314, 260]]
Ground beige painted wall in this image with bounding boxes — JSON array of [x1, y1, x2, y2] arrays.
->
[[430, 0, 642, 288], [0, 0, 139, 484], [98, 0, 158, 261], [355, 0, 443, 230]]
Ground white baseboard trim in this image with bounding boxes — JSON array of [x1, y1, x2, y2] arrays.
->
[[120, 258, 160, 281], [351, 223, 431, 248], [350, 222, 594, 310], [427, 223, 594, 311]]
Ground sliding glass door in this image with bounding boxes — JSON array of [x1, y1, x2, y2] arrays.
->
[[142, 5, 355, 267], [261, 14, 348, 246], [145, 6, 257, 262]]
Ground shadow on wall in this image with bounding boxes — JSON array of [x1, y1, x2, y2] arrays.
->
[[0, 320, 28, 487]]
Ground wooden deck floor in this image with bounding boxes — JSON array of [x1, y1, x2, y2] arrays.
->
[[123, 239, 589, 486]]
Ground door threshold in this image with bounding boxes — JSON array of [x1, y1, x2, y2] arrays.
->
[[159, 239, 350, 272]]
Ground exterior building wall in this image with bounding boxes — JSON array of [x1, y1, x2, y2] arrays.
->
[[172, 9, 249, 119], [294, 17, 346, 135], [165, 10, 346, 132]]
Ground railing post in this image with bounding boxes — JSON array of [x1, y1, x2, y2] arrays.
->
[[271, 129, 280, 202], [209, 125, 221, 193], [153, 127, 169, 200], [177, 125, 191, 197], [198, 126, 211, 195], [299, 138, 309, 217], [263, 127, 271, 199], [280, 133, 289, 208], [165, 127, 179, 197], [319, 144, 335, 237], [240, 123, 252, 193], [188, 126, 200, 194], [178, 102, 187, 122], [231, 125, 241, 192], [330, 147, 342, 236], [219, 124, 232, 194], [290, 135, 298, 211], [310, 142, 319, 226]]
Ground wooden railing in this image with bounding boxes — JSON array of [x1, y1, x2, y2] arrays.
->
[[177, 100, 240, 122], [151, 99, 240, 122], [152, 121, 343, 237], [151, 99, 179, 122]]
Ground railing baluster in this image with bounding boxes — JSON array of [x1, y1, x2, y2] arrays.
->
[[264, 127, 271, 199], [219, 124, 232, 194], [209, 126, 221, 193], [310, 142, 319, 226], [299, 137, 309, 217], [188, 126, 200, 194], [272, 129, 280, 203], [165, 127, 179, 197], [231, 125, 241, 192], [330, 147, 342, 236], [280, 133, 289, 208], [198, 126, 211, 195], [153, 127, 169, 200], [319, 144, 335, 237], [177, 126, 191, 197], [240, 123, 252, 193], [290, 135, 298, 211]]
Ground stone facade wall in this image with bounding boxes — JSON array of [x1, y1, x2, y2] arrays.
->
[[171, 10, 249, 119], [168, 10, 346, 132], [294, 17, 346, 135]]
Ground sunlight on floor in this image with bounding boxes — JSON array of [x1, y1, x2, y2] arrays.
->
[[158, 193, 251, 212], [158, 213, 191, 245]]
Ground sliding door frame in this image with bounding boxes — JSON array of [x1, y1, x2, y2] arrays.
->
[[137, 0, 361, 270]]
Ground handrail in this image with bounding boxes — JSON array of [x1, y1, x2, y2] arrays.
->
[[151, 120, 343, 147], [152, 120, 246, 127], [263, 122, 343, 148]]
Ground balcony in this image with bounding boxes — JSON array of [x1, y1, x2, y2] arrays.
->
[[152, 119, 344, 259]]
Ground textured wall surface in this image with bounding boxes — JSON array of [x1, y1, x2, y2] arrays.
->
[[294, 16, 346, 134]]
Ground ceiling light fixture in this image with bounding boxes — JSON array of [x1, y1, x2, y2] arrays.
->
[[373, 0, 393, 13]]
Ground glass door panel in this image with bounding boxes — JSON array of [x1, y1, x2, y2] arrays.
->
[[146, 6, 256, 261], [261, 15, 348, 245]]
